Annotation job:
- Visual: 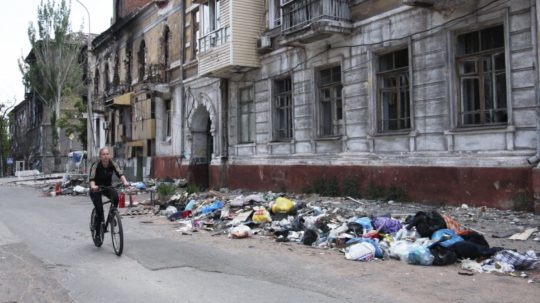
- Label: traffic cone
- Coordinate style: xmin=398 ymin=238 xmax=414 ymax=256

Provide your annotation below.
xmin=119 ymin=192 xmax=125 ymax=208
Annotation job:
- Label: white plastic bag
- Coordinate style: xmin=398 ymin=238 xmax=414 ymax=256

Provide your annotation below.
xmin=345 ymin=242 xmax=376 ymax=262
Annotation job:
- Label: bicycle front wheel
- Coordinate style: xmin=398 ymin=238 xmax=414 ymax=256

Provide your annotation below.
xmin=110 ymin=211 xmax=124 ymax=256
xmin=90 ymin=208 xmax=103 ymax=247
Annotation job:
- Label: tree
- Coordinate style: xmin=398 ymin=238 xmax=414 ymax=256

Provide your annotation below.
xmin=19 ymin=0 xmax=86 ymax=172
xmin=0 ymin=101 xmax=14 ymax=177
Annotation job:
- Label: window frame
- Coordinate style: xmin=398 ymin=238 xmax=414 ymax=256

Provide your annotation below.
xmin=273 ymin=76 xmax=293 ymax=141
xmin=455 ymin=24 xmax=508 ymax=128
xmin=376 ymin=48 xmax=411 ymax=133
xmin=316 ymin=65 xmax=343 ymax=138
xmin=237 ymin=86 xmax=255 ymax=144
xmin=163 ymin=99 xmax=172 ymax=141
xmin=138 ymin=40 xmax=146 ymax=82
xmin=269 ymin=0 xmax=282 ymax=29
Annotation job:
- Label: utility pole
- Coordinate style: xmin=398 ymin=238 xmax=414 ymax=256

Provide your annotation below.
xmin=74 ymin=0 xmax=96 ymax=160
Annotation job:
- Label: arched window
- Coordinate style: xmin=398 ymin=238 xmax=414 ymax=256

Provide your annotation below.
xmin=138 ymin=40 xmax=146 ymax=82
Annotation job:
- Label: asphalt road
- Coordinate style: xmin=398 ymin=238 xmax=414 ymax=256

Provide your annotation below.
xmin=0 ymin=184 xmax=539 ymax=303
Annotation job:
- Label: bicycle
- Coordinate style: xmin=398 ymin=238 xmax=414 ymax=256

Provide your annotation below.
xmin=89 ymin=186 xmax=124 ymax=256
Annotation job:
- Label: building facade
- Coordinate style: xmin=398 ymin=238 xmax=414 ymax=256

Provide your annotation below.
xmin=99 ymin=0 xmax=540 ymax=210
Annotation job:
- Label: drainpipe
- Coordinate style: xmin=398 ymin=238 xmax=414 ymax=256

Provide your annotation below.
xmin=179 ymin=0 xmax=186 ymax=159
xmin=528 ymin=0 xmax=540 ymax=166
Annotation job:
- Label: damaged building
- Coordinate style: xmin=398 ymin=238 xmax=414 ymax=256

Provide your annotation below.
xmin=93 ymin=0 xmax=540 ymax=210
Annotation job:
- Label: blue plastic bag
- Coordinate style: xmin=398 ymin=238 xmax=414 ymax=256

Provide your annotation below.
xmin=408 ymin=246 xmax=434 ymax=265
xmin=431 ymin=229 xmax=464 ymax=248
xmin=201 ymin=200 xmax=224 ymax=214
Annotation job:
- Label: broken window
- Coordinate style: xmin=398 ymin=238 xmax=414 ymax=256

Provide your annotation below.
xmin=273 ymin=77 xmax=292 ymax=140
xmin=457 ymin=25 xmax=507 ymax=126
xmin=104 ymin=62 xmax=110 ymax=93
xmin=238 ymin=86 xmax=255 ymax=143
xmin=138 ymin=40 xmax=146 ymax=82
xmin=113 ymin=52 xmax=120 ymax=88
xmin=269 ymin=0 xmax=281 ymax=29
xmin=94 ymin=69 xmax=100 ymax=96
xmin=318 ymin=65 xmax=343 ymax=137
xmin=163 ymin=99 xmax=171 ymax=140
xmin=377 ymin=48 xmax=410 ymax=132
xmin=201 ymin=0 xmax=220 ymax=35
xmin=125 ymin=42 xmax=132 ymax=86
xmin=192 ymin=8 xmax=200 ymax=59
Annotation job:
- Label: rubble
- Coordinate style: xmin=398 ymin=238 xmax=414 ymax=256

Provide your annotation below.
xmin=32 ymin=175 xmax=540 ymax=279
xmin=134 ymin=183 xmax=540 ymax=280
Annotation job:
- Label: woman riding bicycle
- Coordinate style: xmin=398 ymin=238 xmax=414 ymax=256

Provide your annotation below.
xmin=88 ymin=147 xmax=129 ymax=242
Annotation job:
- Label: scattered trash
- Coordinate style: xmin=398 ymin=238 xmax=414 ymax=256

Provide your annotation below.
xmin=508 ymin=228 xmax=537 ymax=241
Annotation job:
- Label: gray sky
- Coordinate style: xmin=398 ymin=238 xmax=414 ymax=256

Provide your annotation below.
xmin=0 ymin=0 xmax=112 ymax=106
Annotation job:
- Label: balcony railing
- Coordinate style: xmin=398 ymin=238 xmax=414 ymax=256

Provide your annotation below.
xmin=198 ymin=26 xmax=230 ymax=53
xmin=281 ymin=0 xmax=351 ymax=34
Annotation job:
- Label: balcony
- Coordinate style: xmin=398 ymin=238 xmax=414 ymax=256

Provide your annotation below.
xmin=197 ymin=0 xmax=264 ymax=77
xmin=199 ymin=27 xmax=230 ymax=54
xmin=280 ymin=0 xmax=352 ymax=44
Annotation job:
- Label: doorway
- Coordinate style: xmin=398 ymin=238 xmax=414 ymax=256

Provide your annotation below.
xmin=190 ymin=106 xmax=213 ymax=189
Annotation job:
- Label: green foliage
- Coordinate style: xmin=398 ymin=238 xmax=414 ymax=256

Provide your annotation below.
xmin=366 ymin=182 xmax=386 ymax=200
xmin=19 ymin=0 xmax=86 ymax=169
xmin=186 ymin=184 xmax=200 ymax=195
xmin=156 ymin=183 xmax=177 ymax=198
xmin=366 ymin=182 xmax=408 ymax=201
xmin=512 ymin=189 xmax=533 ymax=212
xmin=386 ymin=184 xmax=408 ymax=201
xmin=57 ymin=98 xmax=87 ymax=150
xmin=343 ymin=175 xmax=360 ymax=198
xmin=303 ymin=176 xmax=339 ymax=197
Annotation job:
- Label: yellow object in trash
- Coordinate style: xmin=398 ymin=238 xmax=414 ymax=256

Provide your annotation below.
xmin=252 ymin=206 xmax=272 ymax=223
xmin=271 ymin=197 xmax=294 ymax=213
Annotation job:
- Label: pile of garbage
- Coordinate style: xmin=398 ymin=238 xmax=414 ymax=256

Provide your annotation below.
xmin=152 ymin=187 xmax=539 ymax=276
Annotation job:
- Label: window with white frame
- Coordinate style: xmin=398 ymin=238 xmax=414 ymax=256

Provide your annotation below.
xmin=269 ymin=0 xmax=281 ymax=29
xmin=163 ymin=99 xmax=171 ymax=140
xmin=377 ymin=48 xmax=410 ymax=132
xmin=238 ymin=86 xmax=255 ymax=143
xmin=273 ymin=77 xmax=292 ymax=140
xmin=456 ymin=25 xmax=507 ymax=126
xmin=201 ymin=0 xmax=220 ymax=35
xmin=318 ymin=66 xmax=343 ymax=136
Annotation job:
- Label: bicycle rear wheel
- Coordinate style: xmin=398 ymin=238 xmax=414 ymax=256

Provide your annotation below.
xmin=90 ymin=208 xmax=103 ymax=247
xmin=110 ymin=211 xmax=124 ymax=256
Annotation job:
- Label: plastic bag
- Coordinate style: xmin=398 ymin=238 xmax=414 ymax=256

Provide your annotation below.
xmin=230 ymin=225 xmax=251 ymax=239
xmin=345 ymin=242 xmax=376 ymax=262
xmin=252 ymin=206 xmax=272 ymax=223
xmin=200 ymin=200 xmax=224 ymax=215
xmin=408 ymin=246 xmax=434 ymax=266
xmin=389 ymin=240 xmax=415 ymax=261
xmin=394 ymin=227 xmax=420 ymax=241
xmin=271 ymin=197 xmax=295 ymax=213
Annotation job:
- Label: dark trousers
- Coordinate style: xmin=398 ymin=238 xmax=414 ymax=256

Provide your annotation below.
xmin=90 ymin=188 xmax=119 ymax=229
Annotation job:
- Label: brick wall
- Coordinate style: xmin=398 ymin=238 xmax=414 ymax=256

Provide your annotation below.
xmin=117 ymin=0 xmax=152 ymax=19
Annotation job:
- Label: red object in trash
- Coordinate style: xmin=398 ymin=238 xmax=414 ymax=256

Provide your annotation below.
xmin=55 ymin=182 xmax=61 ymax=196
xmin=119 ymin=192 xmax=125 ymax=208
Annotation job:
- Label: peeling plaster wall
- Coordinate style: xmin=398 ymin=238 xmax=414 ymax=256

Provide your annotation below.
xmin=223 ymin=0 xmax=537 ymax=169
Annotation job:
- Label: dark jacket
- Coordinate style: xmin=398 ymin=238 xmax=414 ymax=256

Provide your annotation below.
xmin=88 ymin=160 xmax=124 ymax=186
